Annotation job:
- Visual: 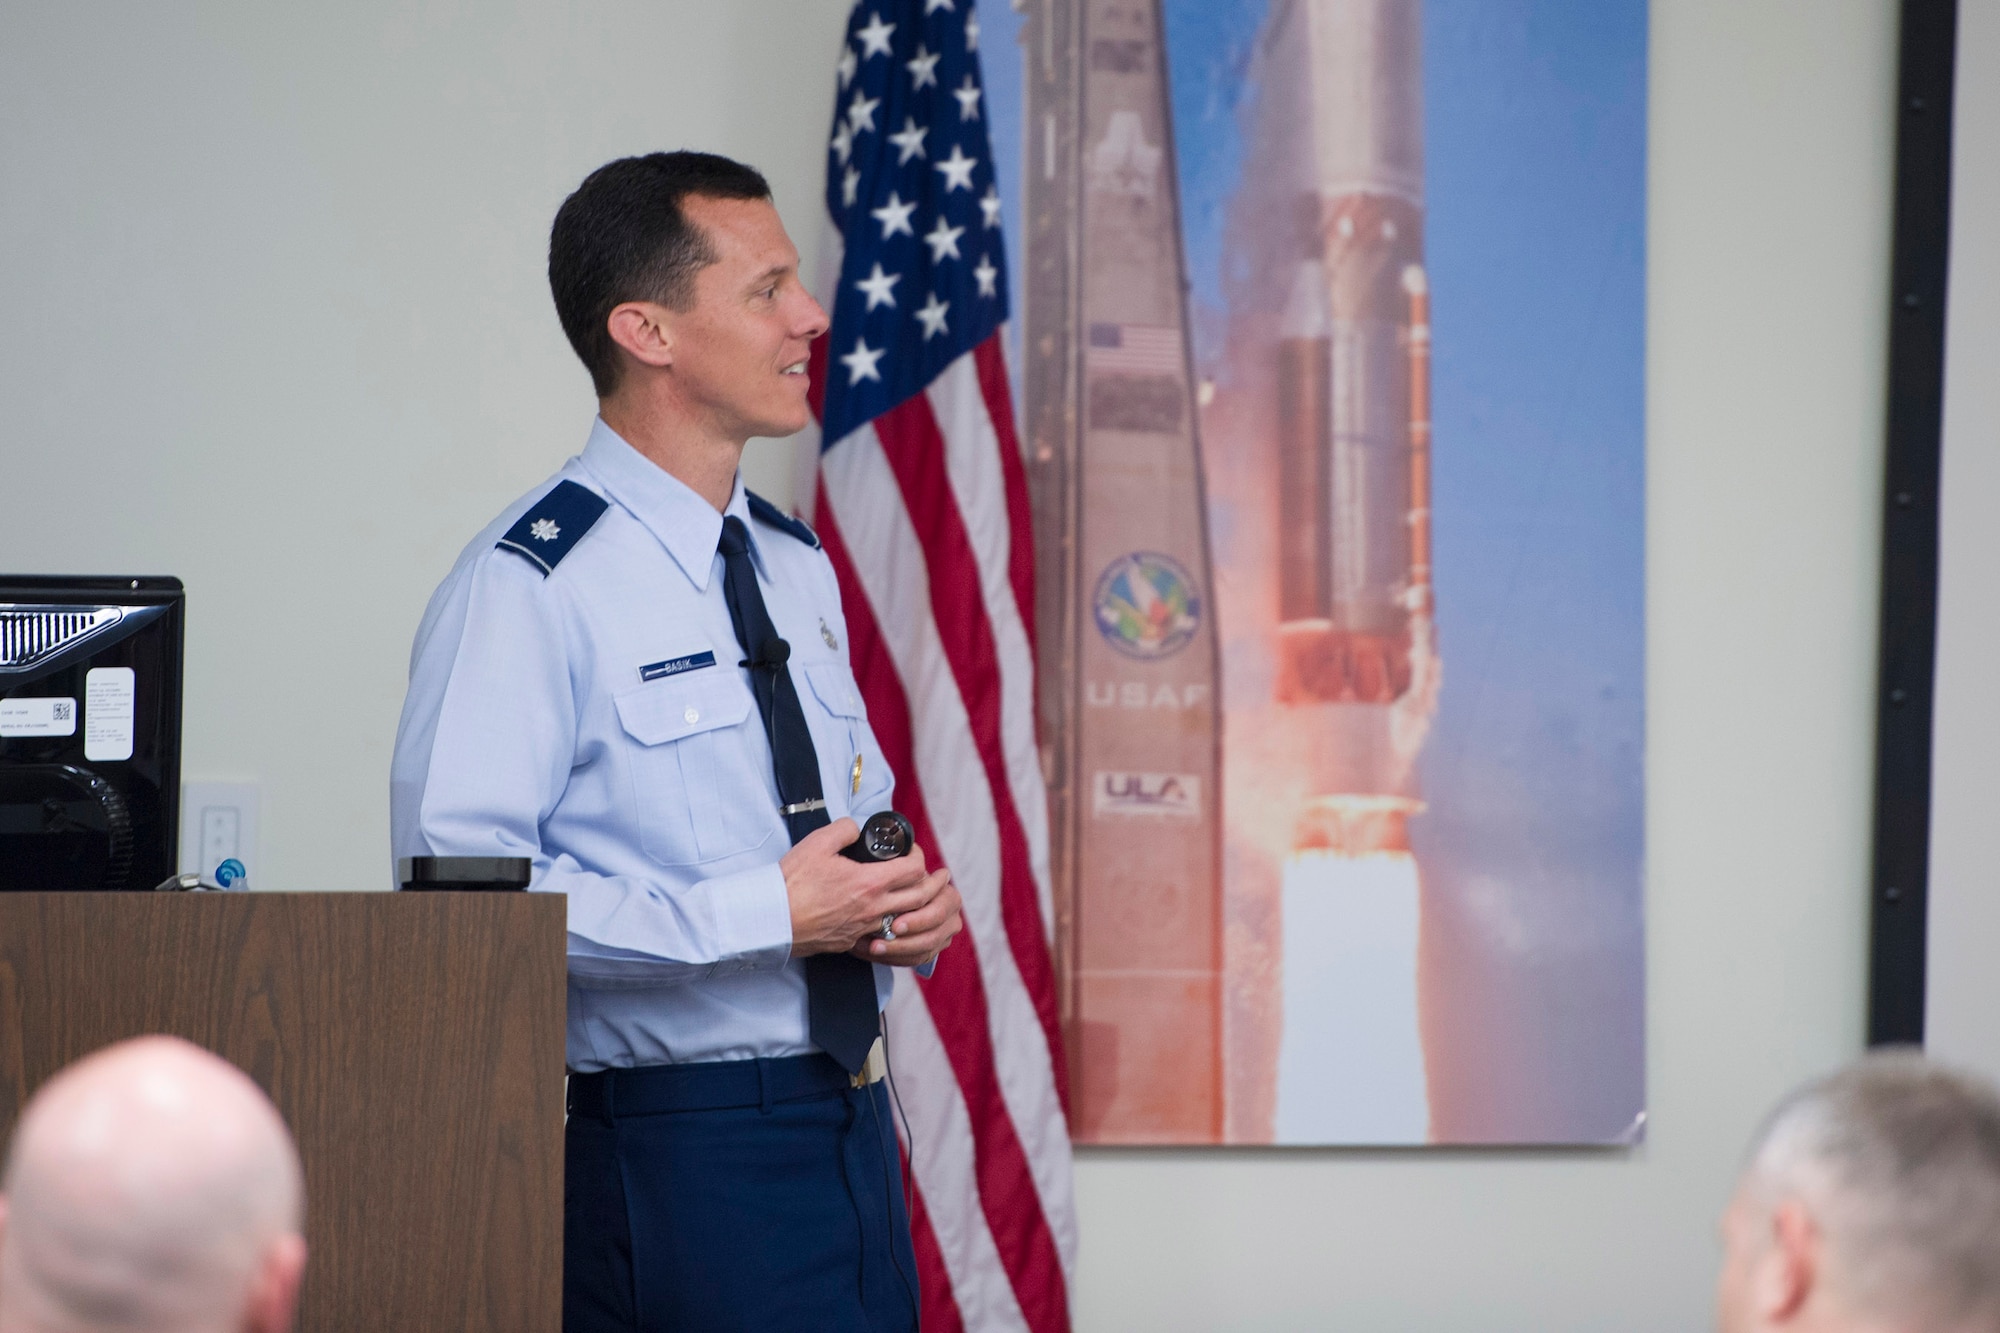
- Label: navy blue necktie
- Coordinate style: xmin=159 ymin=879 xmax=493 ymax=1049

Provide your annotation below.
xmin=717 ymin=516 xmax=879 ymax=1075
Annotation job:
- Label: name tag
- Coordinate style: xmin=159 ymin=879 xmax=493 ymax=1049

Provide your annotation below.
xmin=639 ymin=651 xmax=716 ymax=683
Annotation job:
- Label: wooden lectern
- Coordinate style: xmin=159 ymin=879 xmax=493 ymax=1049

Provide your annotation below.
xmin=0 ymin=892 xmax=567 ymax=1332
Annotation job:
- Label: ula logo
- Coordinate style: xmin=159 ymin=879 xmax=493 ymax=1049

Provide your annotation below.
xmin=1092 ymin=771 xmax=1201 ymax=819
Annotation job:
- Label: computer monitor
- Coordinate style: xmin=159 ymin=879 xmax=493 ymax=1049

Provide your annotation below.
xmin=0 ymin=577 xmax=184 ymax=890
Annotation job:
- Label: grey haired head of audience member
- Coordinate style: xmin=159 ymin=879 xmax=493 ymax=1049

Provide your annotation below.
xmin=0 ymin=1036 xmax=307 ymax=1333
xmin=1718 ymin=1050 xmax=2000 ymax=1333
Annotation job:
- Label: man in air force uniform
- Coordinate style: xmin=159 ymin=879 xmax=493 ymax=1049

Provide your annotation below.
xmin=390 ymin=151 xmax=962 ymax=1333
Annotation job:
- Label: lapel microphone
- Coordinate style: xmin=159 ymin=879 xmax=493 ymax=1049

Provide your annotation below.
xmin=741 ymin=637 xmax=790 ymax=670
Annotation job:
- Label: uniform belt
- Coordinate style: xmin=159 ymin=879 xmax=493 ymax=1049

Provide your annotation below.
xmin=567 ymin=1046 xmax=884 ymax=1120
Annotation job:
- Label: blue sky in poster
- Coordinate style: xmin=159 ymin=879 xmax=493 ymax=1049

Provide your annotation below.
xmin=1408 ymin=7 xmax=1647 ymax=853
xmin=1400 ymin=3 xmax=1645 ymax=1137
xmin=979 ymin=1 xmax=1646 ymax=1133
xmin=974 ymin=2 xmax=1026 ymax=391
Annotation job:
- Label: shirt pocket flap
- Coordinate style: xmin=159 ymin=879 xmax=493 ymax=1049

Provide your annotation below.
xmin=804 ymin=662 xmax=865 ymax=719
xmin=614 ymin=671 xmax=753 ymax=746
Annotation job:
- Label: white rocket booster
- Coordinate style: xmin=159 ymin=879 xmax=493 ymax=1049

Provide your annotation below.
xmin=1260 ymin=0 xmax=1435 ymax=855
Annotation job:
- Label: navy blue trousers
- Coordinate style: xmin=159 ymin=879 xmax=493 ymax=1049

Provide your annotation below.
xmin=564 ymin=1055 xmax=920 ymax=1332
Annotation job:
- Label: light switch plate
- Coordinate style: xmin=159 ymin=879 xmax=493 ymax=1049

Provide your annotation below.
xmin=179 ymin=781 xmax=259 ymax=889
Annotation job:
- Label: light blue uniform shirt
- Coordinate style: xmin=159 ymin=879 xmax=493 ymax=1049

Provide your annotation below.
xmin=390 ymin=419 xmax=897 ymax=1072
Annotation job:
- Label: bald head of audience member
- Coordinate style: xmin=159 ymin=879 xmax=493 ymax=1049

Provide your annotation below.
xmin=0 ymin=1037 xmax=306 ymax=1333
xmin=1718 ymin=1051 xmax=2000 ymax=1333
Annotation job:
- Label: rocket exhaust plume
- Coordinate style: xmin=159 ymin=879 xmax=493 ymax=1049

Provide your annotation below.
xmin=1276 ymin=848 xmax=1428 ymax=1141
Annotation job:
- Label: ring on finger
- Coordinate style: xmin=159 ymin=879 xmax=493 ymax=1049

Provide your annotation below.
xmin=880 ymin=914 xmax=896 ymax=941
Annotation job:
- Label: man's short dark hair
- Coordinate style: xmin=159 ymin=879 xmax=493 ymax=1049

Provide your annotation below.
xmin=548 ymin=151 xmax=772 ymax=398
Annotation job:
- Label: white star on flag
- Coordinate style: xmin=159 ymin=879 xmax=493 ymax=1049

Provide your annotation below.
xmin=954 ymin=75 xmax=982 ymax=121
xmin=973 ymin=254 xmax=998 ymax=297
xmin=914 ymin=291 xmax=950 ymax=340
xmin=870 ymin=192 xmax=917 ymax=239
xmin=965 ymin=8 xmax=979 ymax=49
xmin=855 ymin=12 xmax=895 ymax=57
xmin=888 ymin=117 xmax=928 ymax=164
xmin=841 ymin=166 xmax=861 ymax=206
xmin=831 ymin=119 xmax=854 ymax=165
xmin=847 ymin=90 xmax=880 ymax=134
xmin=529 ymin=518 xmax=560 ymax=542
xmin=906 ymin=44 xmax=940 ymax=89
xmin=924 ymin=0 xmax=954 ymax=11
xmin=980 ymin=184 xmax=1003 ymax=228
xmin=923 ymin=216 xmax=966 ymax=262
xmin=839 ymin=337 xmax=885 ymax=384
xmin=837 ymin=45 xmax=858 ymax=88
xmin=934 ymin=144 xmax=977 ymax=192
xmin=855 ymin=262 xmax=901 ymax=310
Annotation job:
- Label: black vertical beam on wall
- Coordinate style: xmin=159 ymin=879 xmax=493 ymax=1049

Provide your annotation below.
xmin=1867 ymin=0 xmax=1957 ymax=1046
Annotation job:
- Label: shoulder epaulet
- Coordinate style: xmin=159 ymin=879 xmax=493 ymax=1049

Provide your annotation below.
xmin=496 ymin=480 xmax=609 ymax=577
xmin=747 ymin=491 xmax=820 ymax=550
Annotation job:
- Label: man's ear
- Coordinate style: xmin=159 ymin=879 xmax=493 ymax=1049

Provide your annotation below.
xmin=243 ymin=1232 xmax=307 ymax=1333
xmin=605 ymin=301 xmax=675 ymax=372
xmin=1754 ymin=1199 xmax=1819 ymax=1323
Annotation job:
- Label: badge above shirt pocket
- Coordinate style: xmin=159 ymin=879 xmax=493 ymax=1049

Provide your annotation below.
xmin=613 ymin=669 xmax=773 ymax=865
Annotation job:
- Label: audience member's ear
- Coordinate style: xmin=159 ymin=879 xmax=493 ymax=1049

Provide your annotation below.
xmin=1755 ymin=1200 xmax=1819 ymax=1323
xmin=244 ymin=1232 xmax=308 ymax=1333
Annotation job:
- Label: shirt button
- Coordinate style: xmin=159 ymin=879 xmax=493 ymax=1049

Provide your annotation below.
xmin=684 ymin=705 xmax=700 ymax=724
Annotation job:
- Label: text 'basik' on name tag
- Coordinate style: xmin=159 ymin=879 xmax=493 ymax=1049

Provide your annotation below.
xmin=639 ymin=651 xmax=717 ymax=683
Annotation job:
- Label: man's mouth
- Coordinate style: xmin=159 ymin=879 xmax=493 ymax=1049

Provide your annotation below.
xmin=782 ymin=361 xmax=808 ymax=377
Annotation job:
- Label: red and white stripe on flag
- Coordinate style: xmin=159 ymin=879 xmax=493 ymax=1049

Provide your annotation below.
xmin=805 ymin=2 xmax=1077 ymax=1329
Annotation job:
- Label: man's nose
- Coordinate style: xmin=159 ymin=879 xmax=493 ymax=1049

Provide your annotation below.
xmin=795 ymin=291 xmax=830 ymax=342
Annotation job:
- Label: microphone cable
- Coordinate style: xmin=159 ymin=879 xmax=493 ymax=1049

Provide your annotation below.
xmin=739 ymin=636 xmax=789 ymax=768
xmin=869 ymin=1009 xmax=921 ymax=1324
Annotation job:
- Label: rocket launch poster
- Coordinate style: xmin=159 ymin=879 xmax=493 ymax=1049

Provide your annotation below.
xmin=984 ymin=0 xmax=1646 ymax=1144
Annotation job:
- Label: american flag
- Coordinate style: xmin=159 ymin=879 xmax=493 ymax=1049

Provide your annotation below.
xmin=1085 ymin=322 xmax=1184 ymax=375
xmin=805 ymin=2 xmax=1077 ymax=1329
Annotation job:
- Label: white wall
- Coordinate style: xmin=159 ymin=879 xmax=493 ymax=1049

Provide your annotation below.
xmin=0 ymin=1 xmax=1898 ymax=1328
xmin=0 ymin=1 xmax=847 ymax=892
xmin=1927 ymin=0 xmax=2000 ymax=1084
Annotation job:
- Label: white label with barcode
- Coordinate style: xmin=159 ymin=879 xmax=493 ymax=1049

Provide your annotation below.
xmin=0 ymin=696 xmax=78 ymax=737
xmin=84 ymin=668 xmax=135 ymax=761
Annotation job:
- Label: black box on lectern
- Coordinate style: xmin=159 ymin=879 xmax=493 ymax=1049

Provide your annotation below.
xmin=0 ymin=577 xmax=184 ymax=891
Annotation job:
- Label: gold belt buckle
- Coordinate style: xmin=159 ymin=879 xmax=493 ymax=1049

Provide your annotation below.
xmin=849 ymin=1038 xmax=886 ymax=1089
